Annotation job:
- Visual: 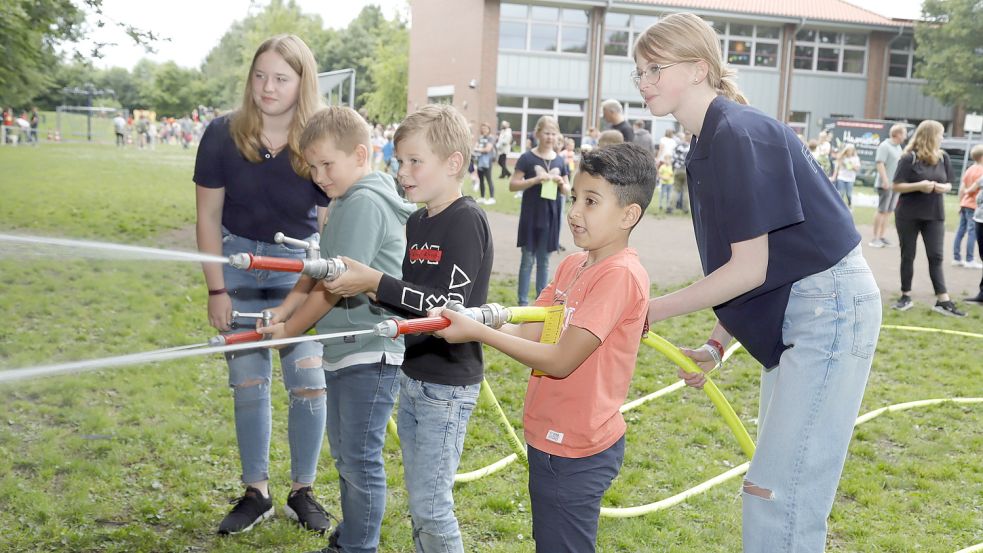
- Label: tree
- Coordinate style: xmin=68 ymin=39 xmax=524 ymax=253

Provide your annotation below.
xmin=361 ymin=22 xmax=409 ymax=124
xmin=0 ymin=0 xmax=161 ymax=107
xmin=318 ymin=5 xmax=395 ymax=108
xmin=915 ymin=0 xmax=983 ymax=112
xmin=145 ymin=62 xmax=206 ymax=117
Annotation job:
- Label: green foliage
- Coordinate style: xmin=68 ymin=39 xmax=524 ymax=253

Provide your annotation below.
xmin=1 ymin=144 xmax=980 ymax=551
xmin=915 ymin=0 xmax=983 ymax=112
xmin=362 ymin=23 xmax=410 ymax=124
xmin=0 ymin=0 xmax=86 ymax=106
xmin=144 ymin=62 xmax=206 ymax=118
xmin=318 ymin=5 xmax=394 ymax=109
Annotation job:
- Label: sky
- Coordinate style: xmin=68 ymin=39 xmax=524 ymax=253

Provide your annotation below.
xmin=78 ymin=0 xmax=921 ymax=71
xmin=78 ymin=0 xmax=408 ymax=70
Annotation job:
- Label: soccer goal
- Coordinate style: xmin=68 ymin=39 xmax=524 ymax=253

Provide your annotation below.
xmin=55 ymin=105 xmax=124 ymax=143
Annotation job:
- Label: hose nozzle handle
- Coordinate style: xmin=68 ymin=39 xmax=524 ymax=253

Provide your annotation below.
xmin=274 ymin=232 xmax=321 ymax=260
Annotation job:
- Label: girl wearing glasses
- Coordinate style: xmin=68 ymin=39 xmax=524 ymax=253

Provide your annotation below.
xmin=636 ymin=13 xmax=880 ymax=553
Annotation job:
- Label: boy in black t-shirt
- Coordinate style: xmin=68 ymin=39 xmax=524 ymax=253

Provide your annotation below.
xmin=320 ymin=104 xmax=493 ymax=552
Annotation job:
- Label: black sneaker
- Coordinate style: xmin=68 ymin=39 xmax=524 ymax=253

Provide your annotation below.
xmin=933 ymin=300 xmax=967 ymax=317
xmin=892 ymin=295 xmax=913 ymax=311
xmin=284 ymin=486 xmax=334 ymax=534
xmin=218 ymin=486 xmax=274 ymax=535
xmin=964 ymin=294 xmax=983 ymax=305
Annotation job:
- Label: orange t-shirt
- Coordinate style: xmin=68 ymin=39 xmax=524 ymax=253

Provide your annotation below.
xmin=961 ymin=164 xmax=983 ymax=210
xmin=523 ymin=248 xmax=650 ymax=458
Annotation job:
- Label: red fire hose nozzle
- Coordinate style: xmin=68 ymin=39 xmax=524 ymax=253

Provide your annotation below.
xmin=208 ymin=310 xmax=275 ymax=346
xmin=372 ymin=301 xmax=511 ymax=338
xmin=227 ymin=253 xmax=347 ymax=281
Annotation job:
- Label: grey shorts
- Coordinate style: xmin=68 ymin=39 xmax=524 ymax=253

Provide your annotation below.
xmin=877 ymin=187 xmax=899 ymax=213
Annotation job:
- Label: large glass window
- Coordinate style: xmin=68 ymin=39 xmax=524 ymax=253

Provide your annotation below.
xmin=603 ymin=12 xmax=658 ymax=59
xmin=715 ymin=21 xmax=781 ymax=68
xmin=888 ymin=35 xmax=918 ymax=79
xmin=500 ymin=3 xmax=590 ymax=55
xmin=793 ymin=28 xmax=867 ymax=74
xmin=496 ymin=96 xmax=586 ymax=151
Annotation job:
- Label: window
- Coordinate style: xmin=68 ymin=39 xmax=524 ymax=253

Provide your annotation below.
xmin=793 ymin=28 xmax=867 ymax=74
xmin=788 ymin=111 xmax=809 ymax=137
xmin=716 ymin=22 xmax=781 ymax=68
xmin=604 ymin=12 xmax=661 ymax=58
xmin=496 ymin=96 xmax=586 ymax=151
xmin=500 ymin=3 xmax=590 ymax=55
xmin=888 ymin=35 xmax=917 ymax=79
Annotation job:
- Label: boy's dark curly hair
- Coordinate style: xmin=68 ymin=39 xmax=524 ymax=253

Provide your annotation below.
xmin=578 ymin=142 xmax=658 ymax=212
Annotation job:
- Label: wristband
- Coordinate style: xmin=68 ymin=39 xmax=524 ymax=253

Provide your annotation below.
xmin=706 ymin=338 xmax=725 ymax=358
xmin=208 ymin=288 xmax=228 ymax=296
xmin=700 ymin=343 xmax=722 ymax=370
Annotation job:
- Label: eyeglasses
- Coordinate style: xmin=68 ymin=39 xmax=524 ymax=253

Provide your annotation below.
xmin=630 ymin=62 xmax=682 ymax=87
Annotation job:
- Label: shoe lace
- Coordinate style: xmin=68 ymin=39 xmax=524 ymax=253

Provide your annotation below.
xmin=292 ymin=488 xmax=336 ymax=524
xmin=227 ymin=489 xmax=259 ymax=512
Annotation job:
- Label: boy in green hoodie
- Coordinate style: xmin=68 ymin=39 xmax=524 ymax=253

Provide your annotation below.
xmin=263 ymin=105 xmax=416 ymax=552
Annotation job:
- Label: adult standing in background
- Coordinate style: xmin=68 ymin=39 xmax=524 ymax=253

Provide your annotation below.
xmin=869 ymin=125 xmax=906 ymax=247
xmin=497 ymin=120 xmax=513 ymax=179
xmin=632 ymin=119 xmax=654 ymax=154
xmin=194 ymin=34 xmax=333 ymax=536
xmin=890 ymin=119 xmax=965 ymax=317
xmin=601 ymin=98 xmax=634 ymax=143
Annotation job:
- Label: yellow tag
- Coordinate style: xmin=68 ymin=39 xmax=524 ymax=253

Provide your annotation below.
xmin=539 ymin=179 xmax=558 ymax=200
xmin=531 ymin=305 xmax=565 ymax=376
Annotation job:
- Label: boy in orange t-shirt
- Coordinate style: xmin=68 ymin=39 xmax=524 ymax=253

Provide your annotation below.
xmin=435 ymin=142 xmax=656 ymax=552
xmin=954 ymin=144 xmax=983 ymax=269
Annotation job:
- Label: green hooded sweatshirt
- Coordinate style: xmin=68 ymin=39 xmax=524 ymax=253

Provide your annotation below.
xmin=315 ymin=171 xmax=416 ymax=368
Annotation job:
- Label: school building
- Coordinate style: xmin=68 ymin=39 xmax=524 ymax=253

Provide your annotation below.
xmin=406 ymin=0 xmax=958 ymax=150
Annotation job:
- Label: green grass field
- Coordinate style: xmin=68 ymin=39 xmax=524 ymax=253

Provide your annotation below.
xmin=1 ymin=143 xmax=980 ymax=552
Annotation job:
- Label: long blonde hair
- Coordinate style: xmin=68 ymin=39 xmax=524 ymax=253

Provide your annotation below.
xmin=904 ymin=119 xmax=944 ymax=166
xmin=633 ymin=13 xmax=748 ymax=105
xmin=229 ymin=34 xmax=323 ymax=178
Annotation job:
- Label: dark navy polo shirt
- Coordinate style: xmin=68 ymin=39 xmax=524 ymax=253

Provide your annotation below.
xmin=515 ymin=150 xmax=567 ymax=252
xmin=686 ymin=96 xmax=860 ymax=368
xmin=193 ymin=115 xmax=329 ymax=243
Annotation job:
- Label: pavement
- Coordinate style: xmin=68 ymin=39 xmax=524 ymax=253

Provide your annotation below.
xmin=483 ymin=208 xmax=983 ymax=307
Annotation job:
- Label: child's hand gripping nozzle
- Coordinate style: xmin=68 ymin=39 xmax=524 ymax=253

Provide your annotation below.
xmin=208 ymin=310 xmax=274 ymax=346
xmin=371 ymin=302 xmax=546 ymax=338
xmin=227 ymin=232 xmax=347 ymax=281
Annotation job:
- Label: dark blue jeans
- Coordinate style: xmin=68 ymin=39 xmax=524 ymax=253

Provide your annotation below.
xmin=527 ymin=435 xmax=625 ymax=553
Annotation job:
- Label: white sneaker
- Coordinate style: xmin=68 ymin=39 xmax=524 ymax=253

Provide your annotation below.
xmin=486 ymin=198 xmax=496 ymax=205
xmin=475 ymin=197 xmax=487 ymax=204
xmin=951 ymin=259 xmax=965 ymax=267
xmin=965 ymin=260 xmax=983 ymax=269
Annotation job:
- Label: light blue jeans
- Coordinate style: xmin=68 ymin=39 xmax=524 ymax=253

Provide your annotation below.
xmin=953 ymin=206 xmax=977 ymax=262
xmin=743 ymin=245 xmax=880 ymax=552
xmin=518 ymin=240 xmax=551 ymax=306
xmin=221 ymin=230 xmax=326 ymax=485
xmin=397 ymin=372 xmax=480 ymax=553
xmin=324 ymin=361 xmax=400 ymax=553
xmin=659 ymin=182 xmax=672 ymax=209
xmin=835 ymin=179 xmax=854 ymax=207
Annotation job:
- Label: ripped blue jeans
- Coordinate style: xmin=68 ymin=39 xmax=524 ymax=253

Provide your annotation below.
xmin=743 ymin=245 xmax=880 ymax=552
xmin=222 ymin=229 xmax=326 ymax=485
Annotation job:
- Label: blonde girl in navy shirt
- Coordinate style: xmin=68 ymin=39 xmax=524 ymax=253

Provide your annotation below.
xmin=635 ymin=14 xmax=880 ymax=552
xmin=194 ymin=35 xmax=332 ymax=536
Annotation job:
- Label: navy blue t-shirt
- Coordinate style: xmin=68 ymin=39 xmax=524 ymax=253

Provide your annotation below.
xmin=515 ymin=150 xmax=567 ymax=252
xmin=686 ymin=96 xmax=860 ymax=367
xmin=193 ymin=115 xmax=329 ymax=243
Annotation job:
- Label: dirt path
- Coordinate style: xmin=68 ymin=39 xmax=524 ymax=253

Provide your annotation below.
xmin=484 ymin=210 xmax=982 ymax=306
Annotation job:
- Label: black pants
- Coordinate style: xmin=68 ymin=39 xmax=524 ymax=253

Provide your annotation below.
xmin=896 ymin=216 xmax=946 ymax=294
xmin=497 ymin=153 xmax=511 ymax=178
xmin=477 ymin=167 xmax=494 ymax=198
